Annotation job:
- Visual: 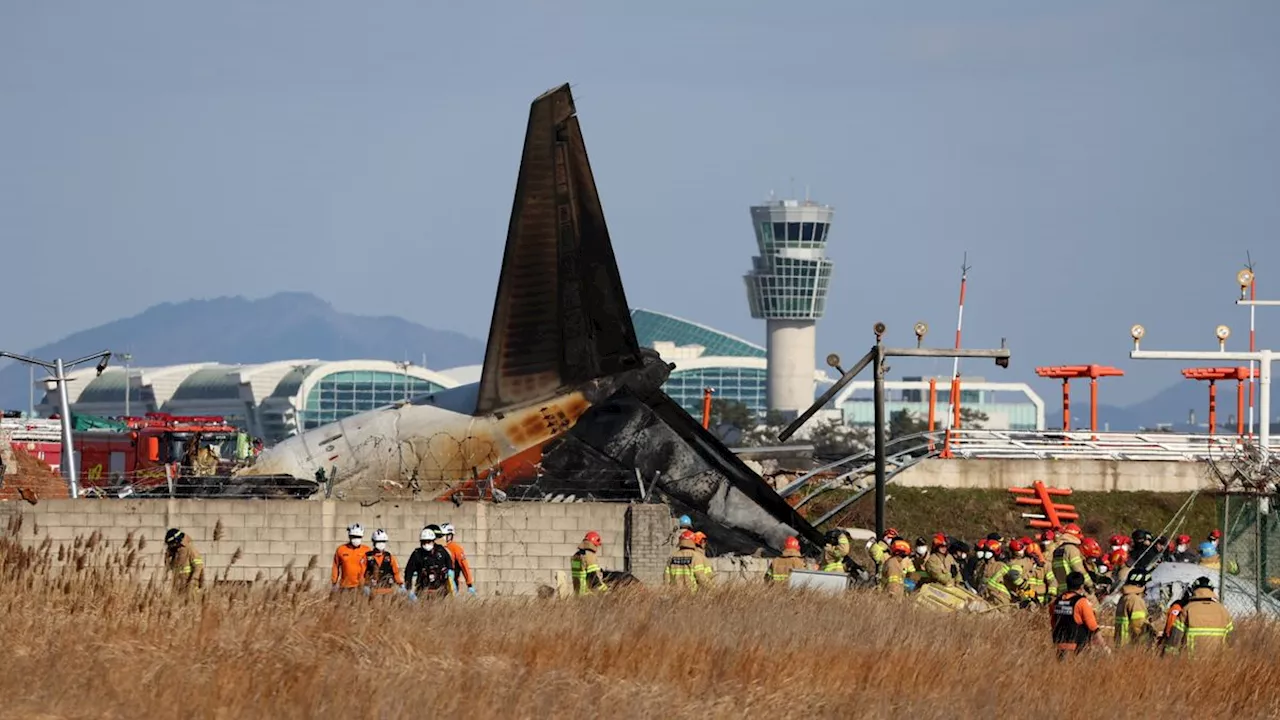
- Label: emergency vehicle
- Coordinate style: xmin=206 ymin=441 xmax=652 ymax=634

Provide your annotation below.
xmin=72 ymin=413 xmax=242 ymax=490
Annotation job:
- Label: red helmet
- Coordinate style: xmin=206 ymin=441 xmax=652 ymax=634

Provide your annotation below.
xmin=1038 ymin=530 xmax=1055 ymax=544
xmin=1018 ymin=536 xmax=1033 ymax=547
xmin=1176 ymin=534 xmax=1191 ymax=545
xmin=884 ymin=528 xmax=899 ymax=540
xmin=1209 ymin=529 xmax=1223 ymax=540
xmin=679 ymin=529 xmax=696 ymax=542
xmin=1080 ymin=537 xmax=1103 ymax=559
xmin=932 ymin=533 xmax=948 ymax=549
xmin=1108 ymin=533 xmax=1126 ymax=548
xmin=1063 ymin=523 xmax=1083 ymax=538
xmin=890 ymin=539 xmax=911 ymax=556
xmin=987 ymin=541 xmax=1003 ymax=557
xmin=1107 ymin=548 xmax=1128 ymax=567
xmin=584 ymin=531 xmax=602 ymax=546
xmin=1009 ymin=539 xmax=1026 ymax=553
xmin=783 ymin=536 xmax=800 ymax=551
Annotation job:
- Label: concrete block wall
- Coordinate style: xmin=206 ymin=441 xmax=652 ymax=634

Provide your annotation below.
xmin=0 ymin=499 xmax=640 ymax=597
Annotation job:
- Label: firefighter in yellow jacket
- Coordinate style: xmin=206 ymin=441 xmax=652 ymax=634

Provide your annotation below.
xmin=821 ymin=529 xmax=851 ymax=572
xmin=164 ymin=528 xmax=205 ymax=594
xmin=570 ymin=531 xmax=608 ymax=595
xmin=691 ymin=531 xmax=715 ymax=587
xmin=1114 ymin=568 xmax=1152 ymax=647
xmin=880 ymin=538 xmax=913 ymax=597
xmin=666 ymin=530 xmax=713 ymax=591
xmin=1166 ymin=576 xmax=1234 ymax=654
xmin=1052 ymin=524 xmax=1093 ymax=594
xmin=922 ymin=533 xmax=959 ymax=587
xmin=766 ymin=536 xmax=807 ymax=584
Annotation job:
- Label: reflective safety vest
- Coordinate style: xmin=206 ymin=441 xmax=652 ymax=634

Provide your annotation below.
xmin=1052 ymin=542 xmax=1090 ymax=590
xmin=1114 ymin=588 xmax=1150 ymax=647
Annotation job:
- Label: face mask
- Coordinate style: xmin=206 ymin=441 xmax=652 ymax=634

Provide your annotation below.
xmin=349 ymin=538 xmax=362 ymax=547
xmin=1015 ymin=550 xmax=1025 ymax=558
xmin=423 ymin=542 xmax=434 ymax=550
xmin=374 ymin=542 xmax=387 ymax=551
xmin=1177 ymin=544 xmax=1187 ymax=552
xmin=915 ymin=546 xmax=927 ymax=555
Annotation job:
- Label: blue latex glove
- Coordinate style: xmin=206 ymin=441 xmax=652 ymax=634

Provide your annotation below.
xmin=408 ymin=592 xmax=418 ymax=602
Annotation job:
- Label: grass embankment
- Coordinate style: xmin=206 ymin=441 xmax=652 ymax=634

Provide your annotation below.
xmin=3 ymin=519 xmax=1278 ymax=718
xmin=807 ymin=487 xmax=1220 ymax=543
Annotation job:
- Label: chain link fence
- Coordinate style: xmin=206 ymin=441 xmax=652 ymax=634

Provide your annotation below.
xmin=1220 ymin=491 xmax=1280 ymax=616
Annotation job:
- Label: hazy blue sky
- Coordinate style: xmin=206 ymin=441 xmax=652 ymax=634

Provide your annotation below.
xmin=3 ymin=2 xmax=1278 ymax=404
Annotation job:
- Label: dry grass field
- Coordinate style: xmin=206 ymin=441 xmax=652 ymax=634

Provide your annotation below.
xmin=3 ymin=520 xmax=1279 ymax=719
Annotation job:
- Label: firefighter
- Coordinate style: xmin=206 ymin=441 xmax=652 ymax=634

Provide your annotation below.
xmin=1208 ymin=528 xmax=1223 ymax=552
xmin=922 ymin=533 xmax=958 ymax=586
xmin=880 ymin=538 xmax=913 ymax=597
xmin=363 ymin=529 xmax=403 ymax=597
xmin=1039 ymin=530 xmax=1061 ymax=598
xmin=868 ymin=528 xmax=899 ymax=574
xmin=331 ymin=523 xmax=369 ymax=592
xmin=949 ymin=539 xmax=974 ymax=590
xmin=911 ymin=536 xmax=930 ymax=570
xmin=164 ymin=528 xmax=205 ymax=594
xmin=821 ymin=529 xmax=851 ymax=572
xmin=1129 ymin=528 xmax=1159 ymax=571
xmin=1008 ymin=538 xmax=1043 ymax=605
xmin=570 ymin=531 xmax=608 ymax=595
xmin=439 ymin=522 xmax=476 ymax=595
xmin=405 ymin=527 xmax=455 ymax=599
xmin=666 ymin=529 xmax=713 ymax=591
xmin=766 ymin=536 xmax=806 ymax=584
xmin=691 ymin=531 xmax=715 ymax=586
xmin=1080 ymin=537 xmax=1112 ymax=595
xmin=1050 ymin=571 xmax=1100 ymax=659
xmin=982 ymin=540 xmax=1024 ymax=606
xmin=1168 ymin=534 xmax=1197 ymax=562
xmin=1052 ymin=524 xmax=1093 ymax=595
xmin=1166 ymin=576 xmax=1234 ymax=654
xmin=1114 ymin=568 xmax=1152 ymax=648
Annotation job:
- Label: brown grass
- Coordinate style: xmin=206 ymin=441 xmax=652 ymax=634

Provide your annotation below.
xmin=2 ymin=522 xmax=1278 ymax=719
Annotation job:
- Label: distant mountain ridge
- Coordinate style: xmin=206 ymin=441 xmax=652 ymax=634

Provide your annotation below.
xmin=0 ymin=292 xmax=485 ymax=410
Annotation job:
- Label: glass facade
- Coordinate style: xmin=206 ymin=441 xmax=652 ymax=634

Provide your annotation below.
xmin=665 ymin=366 xmax=768 ymax=418
xmin=744 ymin=200 xmax=835 ymax=321
xmin=631 ymin=309 xmax=765 ymax=358
xmin=299 ymin=371 xmax=447 ymax=430
xmin=841 ymin=400 xmax=1042 ymax=432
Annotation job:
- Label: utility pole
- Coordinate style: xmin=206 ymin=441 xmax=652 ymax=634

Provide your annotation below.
xmin=0 ymin=349 xmax=113 ymax=498
xmin=119 ymin=352 xmax=134 ymax=417
xmin=779 ymin=322 xmax=1012 ymax=537
xmin=1128 ymin=324 xmax=1272 ymax=464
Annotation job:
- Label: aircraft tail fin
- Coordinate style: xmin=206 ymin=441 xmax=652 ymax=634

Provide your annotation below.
xmin=475 ymin=83 xmax=642 ymax=416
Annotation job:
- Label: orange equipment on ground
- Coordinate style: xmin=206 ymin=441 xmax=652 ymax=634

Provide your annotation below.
xmin=1009 ymin=480 xmax=1079 ymax=530
xmin=1034 ymin=365 xmax=1124 ymax=437
xmin=1180 ymin=367 xmax=1258 ymax=436
xmin=701 ymin=387 xmax=714 ymax=430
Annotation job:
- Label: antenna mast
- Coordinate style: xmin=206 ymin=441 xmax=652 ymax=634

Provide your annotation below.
xmin=943 ymin=254 xmax=971 ymax=453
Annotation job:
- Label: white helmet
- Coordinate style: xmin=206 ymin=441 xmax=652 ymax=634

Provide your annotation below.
xmin=420 ymin=527 xmax=437 ymax=542
xmin=440 ymin=523 xmax=455 ymax=537
xmin=347 ymin=523 xmax=364 ymax=538
xmin=371 ymin=529 xmax=389 ymax=543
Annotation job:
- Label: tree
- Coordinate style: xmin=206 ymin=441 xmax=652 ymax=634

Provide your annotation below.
xmin=809 ymin=417 xmax=871 ymax=458
xmin=888 ymin=409 xmax=927 ymax=440
xmin=958 ymin=407 xmax=989 ymax=429
xmin=708 ymin=399 xmax=756 ymax=434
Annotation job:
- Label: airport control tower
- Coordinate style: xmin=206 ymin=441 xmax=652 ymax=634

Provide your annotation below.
xmin=743 ymin=198 xmax=835 ymax=417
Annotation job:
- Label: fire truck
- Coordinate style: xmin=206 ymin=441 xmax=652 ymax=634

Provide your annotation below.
xmin=72 ymin=413 xmax=243 ymax=491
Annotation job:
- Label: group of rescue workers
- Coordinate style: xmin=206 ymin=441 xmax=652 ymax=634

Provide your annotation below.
xmin=158 ymin=521 xmax=478 ymax=599
xmin=801 ymin=523 xmax=1234 ymax=656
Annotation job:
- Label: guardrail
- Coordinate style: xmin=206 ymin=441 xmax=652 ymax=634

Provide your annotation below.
xmin=946 ymin=429 xmax=1280 ymax=461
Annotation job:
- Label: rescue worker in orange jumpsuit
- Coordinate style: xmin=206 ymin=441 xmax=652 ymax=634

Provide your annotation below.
xmin=363 ymin=529 xmax=403 ymax=597
xmin=164 ymin=528 xmax=205 ymax=595
xmin=331 ymin=523 xmax=370 ymax=592
xmin=922 ymin=533 xmax=958 ymax=587
xmin=1114 ymin=568 xmax=1152 ymax=648
xmin=665 ymin=529 xmax=712 ymax=591
xmin=1165 ymin=576 xmax=1234 ymax=654
xmin=879 ymin=538 xmax=913 ymax=597
xmin=570 ymin=531 xmax=608 ymax=595
xmin=766 ymin=536 xmax=806 ymax=584
xmin=1050 ymin=571 xmax=1100 ymax=659
xmin=439 ymin=522 xmax=475 ymax=595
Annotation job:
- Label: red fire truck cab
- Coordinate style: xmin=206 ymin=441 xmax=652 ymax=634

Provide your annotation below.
xmin=75 ymin=413 xmax=242 ymax=490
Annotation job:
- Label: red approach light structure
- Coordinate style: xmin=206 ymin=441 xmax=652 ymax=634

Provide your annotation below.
xmin=1180 ymin=366 xmax=1259 ymax=436
xmin=1034 ymin=365 xmax=1125 ymax=436
xmin=1009 ymin=480 xmax=1078 ymax=530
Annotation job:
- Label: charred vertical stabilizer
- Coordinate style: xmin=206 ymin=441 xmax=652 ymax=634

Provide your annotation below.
xmin=475 ymin=84 xmax=642 ymax=416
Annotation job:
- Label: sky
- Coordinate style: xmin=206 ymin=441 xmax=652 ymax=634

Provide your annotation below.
xmin=2 ymin=1 xmax=1279 ymax=405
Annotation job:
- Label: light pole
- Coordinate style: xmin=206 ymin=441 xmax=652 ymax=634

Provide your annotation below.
xmin=0 ymin=349 xmax=113 ymax=498
xmin=395 ymin=360 xmax=411 ymax=403
xmin=779 ymin=322 xmax=1012 ymax=537
xmin=1128 ymin=324 xmax=1272 ymax=464
xmin=118 ymin=352 xmax=134 ymax=417
xmin=1237 ymin=267 xmax=1259 ymax=436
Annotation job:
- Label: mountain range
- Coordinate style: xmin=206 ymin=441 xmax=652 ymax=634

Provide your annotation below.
xmin=2 ymin=292 xmax=1262 ymax=432
xmin=0 ymin=292 xmax=485 ymax=410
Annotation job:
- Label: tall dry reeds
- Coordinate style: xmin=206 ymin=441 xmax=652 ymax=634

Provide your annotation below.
xmin=1 ymin=523 xmax=1277 ymax=719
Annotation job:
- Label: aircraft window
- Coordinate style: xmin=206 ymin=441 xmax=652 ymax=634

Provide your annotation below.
xmin=801 ymin=223 xmax=814 ymax=241
xmin=787 ymin=222 xmax=800 ymax=241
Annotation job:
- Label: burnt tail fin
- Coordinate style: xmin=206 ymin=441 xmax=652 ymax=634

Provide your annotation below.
xmin=475 ymin=83 xmax=642 ymax=415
